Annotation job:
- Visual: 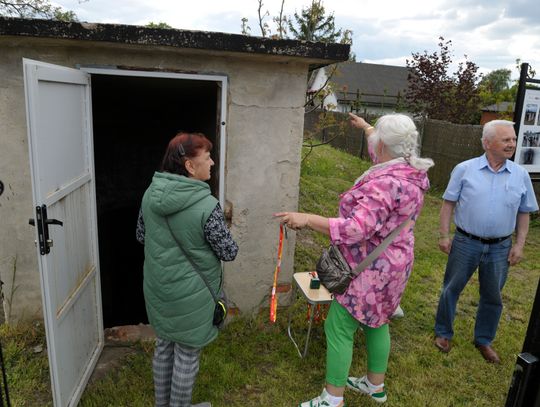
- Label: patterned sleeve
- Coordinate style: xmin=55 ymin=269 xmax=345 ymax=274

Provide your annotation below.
xmin=136 ymin=207 xmax=145 ymax=245
xmin=329 ymin=178 xmax=398 ymax=245
xmin=204 ymin=204 xmax=239 ymax=261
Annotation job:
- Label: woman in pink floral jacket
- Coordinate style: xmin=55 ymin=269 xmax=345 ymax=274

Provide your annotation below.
xmin=276 ymin=113 xmax=433 ymax=407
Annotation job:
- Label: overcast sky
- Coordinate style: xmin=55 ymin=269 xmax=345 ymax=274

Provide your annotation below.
xmin=54 ymin=0 xmax=539 ymax=79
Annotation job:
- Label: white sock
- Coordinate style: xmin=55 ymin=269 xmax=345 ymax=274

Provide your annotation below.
xmin=322 ymin=388 xmax=343 ymax=406
xmin=365 ymin=377 xmax=384 ymax=391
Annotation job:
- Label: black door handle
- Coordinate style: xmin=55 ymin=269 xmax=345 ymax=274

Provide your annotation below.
xmin=31 ymin=205 xmax=63 ymax=255
xmin=45 ymin=219 xmax=63 ymax=227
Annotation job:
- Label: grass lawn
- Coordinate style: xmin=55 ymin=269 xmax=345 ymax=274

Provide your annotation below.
xmin=2 ymin=144 xmax=539 ymax=406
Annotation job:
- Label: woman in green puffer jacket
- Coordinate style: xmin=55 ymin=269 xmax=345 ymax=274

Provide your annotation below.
xmin=137 ymin=132 xmax=238 ymax=407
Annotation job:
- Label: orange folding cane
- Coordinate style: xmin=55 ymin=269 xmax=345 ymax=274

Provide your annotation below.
xmin=269 ymin=223 xmax=285 ymax=323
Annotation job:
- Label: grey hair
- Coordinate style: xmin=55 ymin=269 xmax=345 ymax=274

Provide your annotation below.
xmin=481 ymin=120 xmax=515 ymax=149
xmin=371 ymin=114 xmax=434 ymax=171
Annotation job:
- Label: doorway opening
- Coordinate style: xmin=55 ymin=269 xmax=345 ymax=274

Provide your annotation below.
xmin=90 ymin=72 xmax=224 ymax=328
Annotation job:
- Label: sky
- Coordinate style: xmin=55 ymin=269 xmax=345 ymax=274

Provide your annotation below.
xmin=53 ymin=0 xmax=540 ymax=79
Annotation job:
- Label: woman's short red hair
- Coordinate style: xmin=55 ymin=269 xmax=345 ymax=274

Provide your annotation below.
xmin=160 ymin=132 xmax=213 ymax=176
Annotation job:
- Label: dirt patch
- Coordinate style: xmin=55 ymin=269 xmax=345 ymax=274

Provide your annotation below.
xmin=89 ymin=324 xmax=155 ymax=384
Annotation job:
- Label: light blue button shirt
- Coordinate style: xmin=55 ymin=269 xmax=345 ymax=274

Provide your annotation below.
xmin=443 ymin=154 xmax=539 ymax=238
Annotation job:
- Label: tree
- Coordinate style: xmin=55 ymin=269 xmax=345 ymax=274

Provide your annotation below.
xmin=478 ymin=68 xmax=515 ymax=109
xmin=146 ymin=22 xmax=172 ymax=29
xmin=479 ymin=68 xmax=512 ymax=94
xmin=288 ymin=0 xmax=341 ymax=42
xmin=405 ymin=37 xmax=481 ymax=124
xmin=241 ymin=1 xmax=353 ymax=57
xmin=240 ymin=17 xmax=251 ymax=35
xmin=256 ymin=0 xmax=271 ymax=37
xmin=272 ymin=0 xmax=288 ymax=39
xmin=0 ymin=0 xmax=77 ymax=21
xmin=340 ymin=28 xmax=355 ymax=61
xmin=243 ymin=0 xmax=287 ymax=39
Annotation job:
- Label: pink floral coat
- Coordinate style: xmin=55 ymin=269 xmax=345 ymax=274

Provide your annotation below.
xmin=328 ymin=161 xmax=430 ymax=328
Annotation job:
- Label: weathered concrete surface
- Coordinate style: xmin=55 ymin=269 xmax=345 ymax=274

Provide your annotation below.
xmin=0 ymin=20 xmax=348 ymax=323
xmin=224 ymin=103 xmax=304 ymax=310
xmin=0 ymin=52 xmax=43 ymax=321
xmin=0 ymin=17 xmax=350 ymax=63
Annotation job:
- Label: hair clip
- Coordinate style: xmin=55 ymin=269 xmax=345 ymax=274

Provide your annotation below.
xmin=178 ymin=144 xmax=186 ymax=156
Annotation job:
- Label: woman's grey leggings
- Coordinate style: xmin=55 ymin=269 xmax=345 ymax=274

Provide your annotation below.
xmin=153 ymin=337 xmax=201 ymax=407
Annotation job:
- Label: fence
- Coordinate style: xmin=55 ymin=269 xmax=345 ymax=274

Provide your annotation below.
xmin=303 ymin=109 xmax=372 ymax=162
xmin=421 ymin=119 xmax=484 ymax=188
xmin=304 ymin=110 xmax=483 ymax=188
xmin=304 ymin=110 xmax=540 ymax=200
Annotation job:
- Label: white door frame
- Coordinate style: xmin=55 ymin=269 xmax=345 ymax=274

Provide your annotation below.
xmin=81 ymin=67 xmax=228 ymax=206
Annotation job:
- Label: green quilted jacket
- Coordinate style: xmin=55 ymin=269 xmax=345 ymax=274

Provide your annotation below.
xmin=141 ymin=171 xmax=221 ymax=348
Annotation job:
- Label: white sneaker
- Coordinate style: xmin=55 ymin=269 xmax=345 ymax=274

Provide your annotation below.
xmin=298 ymin=389 xmax=345 ymax=407
xmin=390 ymin=305 xmax=404 ymax=319
xmin=346 ymin=376 xmax=387 ymax=403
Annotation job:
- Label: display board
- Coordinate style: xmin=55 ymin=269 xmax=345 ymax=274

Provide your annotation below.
xmin=515 ymin=88 xmax=540 ymax=172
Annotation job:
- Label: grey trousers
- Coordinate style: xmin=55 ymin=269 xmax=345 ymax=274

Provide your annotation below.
xmin=153 ymin=337 xmax=201 ymax=407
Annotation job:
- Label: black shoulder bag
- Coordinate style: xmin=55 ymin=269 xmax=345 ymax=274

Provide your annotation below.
xmin=165 ymin=217 xmax=227 ymax=328
xmin=316 ymin=215 xmax=413 ymax=294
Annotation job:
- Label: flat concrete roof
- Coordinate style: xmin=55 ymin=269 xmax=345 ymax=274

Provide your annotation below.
xmin=0 ymin=17 xmax=350 ymax=63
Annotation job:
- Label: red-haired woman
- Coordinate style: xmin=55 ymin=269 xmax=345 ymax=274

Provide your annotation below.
xmin=136 ymin=132 xmax=238 ymax=407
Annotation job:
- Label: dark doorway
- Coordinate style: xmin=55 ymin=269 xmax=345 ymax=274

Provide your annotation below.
xmin=91 ymin=73 xmax=220 ymax=328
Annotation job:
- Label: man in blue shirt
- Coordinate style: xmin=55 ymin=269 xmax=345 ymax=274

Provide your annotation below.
xmin=434 ymin=120 xmax=538 ymax=363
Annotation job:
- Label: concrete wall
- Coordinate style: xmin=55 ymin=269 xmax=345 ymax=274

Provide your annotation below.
xmin=0 ymin=36 xmax=309 ymax=322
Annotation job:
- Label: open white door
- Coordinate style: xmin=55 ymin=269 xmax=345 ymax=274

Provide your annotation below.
xmin=23 ymin=59 xmax=103 ymax=407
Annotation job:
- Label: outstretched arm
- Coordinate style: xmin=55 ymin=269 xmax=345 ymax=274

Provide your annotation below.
xmin=273 ymin=212 xmax=330 ymax=236
xmin=349 ymin=112 xmax=375 ymax=139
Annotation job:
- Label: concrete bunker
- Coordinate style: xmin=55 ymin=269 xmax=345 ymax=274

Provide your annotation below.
xmin=0 ymin=16 xmax=349 ymax=324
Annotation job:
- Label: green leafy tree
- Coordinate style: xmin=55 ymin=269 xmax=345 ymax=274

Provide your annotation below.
xmin=405 ymin=37 xmax=481 ymax=124
xmin=288 ymin=0 xmax=341 ymax=42
xmin=241 ymin=1 xmax=353 ymax=58
xmin=146 ymin=22 xmax=172 ymax=29
xmin=478 ymin=68 xmax=515 ymax=110
xmin=480 ymin=68 xmax=512 ymax=94
xmin=0 ymin=0 xmax=77 ymax=21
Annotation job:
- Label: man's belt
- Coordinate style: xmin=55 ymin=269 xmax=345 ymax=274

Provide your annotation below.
xmin=456 ymin=227 xmax=512 ymax=244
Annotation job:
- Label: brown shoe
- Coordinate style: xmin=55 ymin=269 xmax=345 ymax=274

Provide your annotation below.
xmin=475 ymin=344 xmax=500 ymax=364
xmin=434 ymin=336 xmax=451 ymax=353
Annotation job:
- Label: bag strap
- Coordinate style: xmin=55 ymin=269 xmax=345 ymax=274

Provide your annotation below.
xmin=165 ymin=217 xmax=220 ymax=305
xmin=350 ymin=214 xmax=414 ymax=276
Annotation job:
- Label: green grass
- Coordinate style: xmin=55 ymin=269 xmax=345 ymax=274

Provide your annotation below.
xmin=0 ymin=322 xmax=51 ymax=406
xmin=2 ymin=144 xmax=539 ymax=406
xmin=80 ymin=345 xmax=154 ymax=407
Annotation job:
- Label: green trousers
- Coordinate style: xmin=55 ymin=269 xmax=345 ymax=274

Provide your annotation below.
xmin=324 ymin=300 xmax=390 ymax=386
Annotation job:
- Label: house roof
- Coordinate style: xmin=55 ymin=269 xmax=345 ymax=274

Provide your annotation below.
xmin=325 ymin=61 xmax=409 ymax=106
xmin=481 ymin=101 xmax=514 ymax=112
xmin=0 ymin=17 xmax=349 ymax=64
